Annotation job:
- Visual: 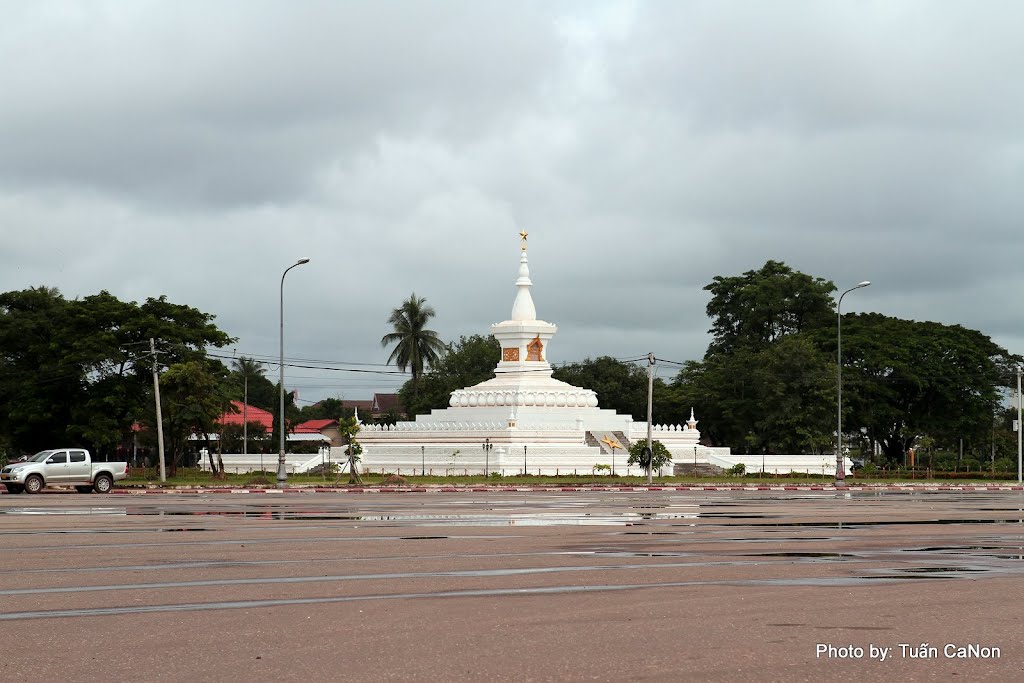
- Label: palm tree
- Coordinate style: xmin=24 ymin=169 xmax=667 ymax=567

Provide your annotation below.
xmin=381 ymin=294 xmax=447 ymax=392
xmin=232 ymin=356 xmax=266 ymax=385
xmin=231 ymin=356 xmax=265 ymax=462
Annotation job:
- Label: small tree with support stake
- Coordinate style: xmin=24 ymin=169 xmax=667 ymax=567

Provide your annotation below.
xmin=628 ymin=440 xmax=672 ymax=473
xmin=334 ymin=416 xmax=362 ymax=485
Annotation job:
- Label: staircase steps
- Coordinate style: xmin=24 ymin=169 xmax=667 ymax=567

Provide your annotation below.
xmin=585 ymin=431 xmax=628 ymax=455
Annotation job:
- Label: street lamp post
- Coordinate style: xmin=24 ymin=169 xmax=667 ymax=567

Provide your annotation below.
xmin=482 ymin=438 xmax=492 ymax=477
xmin=523 ymin=445 xmax=527 ymax=476
xmin=1017 ymin=365 xmax=1022 ymax=485
xmin=836 ymin=280 xmax=871 ymax=488
xmin=646 ymin=352 xmax=655 ymax=484
xmin=421 ymin=445 xmax=425 ymax=476
xmin=277 ymin=258 xmax=310 ymax=489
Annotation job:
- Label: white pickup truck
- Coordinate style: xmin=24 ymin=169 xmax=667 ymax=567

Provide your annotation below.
xmin=1 ymin=448 xmax=128 ymax=494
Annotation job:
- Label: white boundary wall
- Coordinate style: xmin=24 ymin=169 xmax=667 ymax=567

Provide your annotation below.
xmin=707 ymin=453 xmax=855 ymax=476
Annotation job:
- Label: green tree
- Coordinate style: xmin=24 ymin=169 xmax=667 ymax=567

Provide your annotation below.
xmin=0 ymin=287 xmax=233 ymax=457
xmin=674 ymin=338 xmax=835 ymax=454
xmin=819 ymin=313 xmax=1017 ymax=463
xmin=704 ymin=260 xmax=836 ymax=355
xmin=338 ymin=416 xmax=363 ymax=485
xmin=300 ymin=397 xmax=345 ymax=422
xmin=158 ymin=359 xmax=232 ymax=472
xmin=399 ymin=335 xmax=501 ymax=416
xmin=676 ymin=262 xmax=1021 ymax=463
xmin=381 ymin=293 xmax=447 ymax=395
xmin=0 ymin=287 xmax=82 ymax=453
xmin=675 ymin=262 xmax=843 ymax=453
xmin=627 ymin=439 xmax=673 ymax=471
xmin=749 ymin=336 xmax=836 ymax=453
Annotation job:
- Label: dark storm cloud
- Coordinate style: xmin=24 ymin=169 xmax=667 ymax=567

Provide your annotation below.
xmin=1 ymin=1 xmax=1021 ymax=403
xmin=0 ymin=1 xmax=560 ymax=207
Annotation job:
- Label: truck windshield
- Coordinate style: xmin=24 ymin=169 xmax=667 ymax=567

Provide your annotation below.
xmin=27 ymin=450 xmax=55 ymax=462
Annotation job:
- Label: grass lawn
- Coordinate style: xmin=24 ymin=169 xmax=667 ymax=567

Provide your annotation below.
xmin=120 ymin=468 xmax=1020 ymax=488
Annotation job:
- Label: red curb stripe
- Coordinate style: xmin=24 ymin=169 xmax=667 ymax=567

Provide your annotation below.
xmin=24 ymin=483 xmax=1024 ymax=495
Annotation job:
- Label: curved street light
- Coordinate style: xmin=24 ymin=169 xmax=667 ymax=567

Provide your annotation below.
xmin=836 ymin=280 xmax=870 ymax=487
xmin=278 ymin=258 xmax=310 ymax=489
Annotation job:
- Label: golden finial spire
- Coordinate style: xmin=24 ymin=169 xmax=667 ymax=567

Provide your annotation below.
xmin=519 ymin=229 xmax=528 ymax=251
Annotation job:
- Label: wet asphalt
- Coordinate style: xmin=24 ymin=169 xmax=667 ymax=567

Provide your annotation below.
xmin=1 ymin=489 xmax=1023 ymax=681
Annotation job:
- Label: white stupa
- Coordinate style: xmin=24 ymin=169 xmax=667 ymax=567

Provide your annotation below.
xmin=356 ymin=232 xmax=724 ymax=476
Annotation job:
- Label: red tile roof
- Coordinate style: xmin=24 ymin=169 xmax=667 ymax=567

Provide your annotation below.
xmin=217 ymin=401 xmax=274 ymax=430
xmin=295 ymin=419 xmax=337 ymax=433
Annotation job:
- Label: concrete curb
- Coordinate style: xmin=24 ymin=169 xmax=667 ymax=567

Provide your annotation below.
xmin=5 ymin=484 xmax=1024 ymax=495
xmin=99 ymin=484 xmax=1024 ymax=494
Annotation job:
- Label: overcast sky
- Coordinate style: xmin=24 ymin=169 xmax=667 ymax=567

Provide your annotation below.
xmin=2 ymin=1 xmax=1022 ymax=404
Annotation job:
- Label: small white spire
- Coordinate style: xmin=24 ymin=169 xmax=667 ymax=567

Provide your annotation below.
xmin=510 ymin=244 xmax=537 ymax=321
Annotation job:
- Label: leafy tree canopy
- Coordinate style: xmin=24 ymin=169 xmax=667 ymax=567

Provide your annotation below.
xmin=0 ymin=286 xmax=234 ymax=457
xmin=299 ymin=397 xmax=344 ymax=422
xmin=627 ymin=439 xmax=673 ymax=471
xmin=674 ymin=336 xmax=835 ymax=454
xmin=680 ymin=258 xmax=1021 ymax=463
xmin=705 ymin=260 xmax=836 ymax=356
xmin=158 ymin=359 xmax=232 ymax=470
xmin=811 ymin=312 xmax=1019 ymax=461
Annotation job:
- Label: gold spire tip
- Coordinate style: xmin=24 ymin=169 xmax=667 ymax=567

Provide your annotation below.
xmin=519 ymin=229 xmax=528 ymax=251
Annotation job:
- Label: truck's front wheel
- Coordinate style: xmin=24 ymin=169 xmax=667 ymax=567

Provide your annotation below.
xmin=93 ymin=474 xmax=113 ymax=494
xmin=24 ymin=475 xmax=44 ymax=494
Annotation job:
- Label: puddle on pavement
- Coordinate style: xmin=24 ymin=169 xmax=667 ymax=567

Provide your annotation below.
xmin=738 ymin=518 xmax=1024 ymax=528
xmin=0 ymin=507 xmax=700 ymax=526
xmin=6 ymin=504 xmax=1020 ymax=529
xmin=0 ymin=575 xmax=978 ymax=622
xmin=740 ymin=552 xmax=856 ymax=560
xmin=897 ymin=566 xmax=989 ymax=573
xmin=0 ymin=560 xmax=732 ymax=597
xmin=0 ymin=508 xmax=128 ymax=516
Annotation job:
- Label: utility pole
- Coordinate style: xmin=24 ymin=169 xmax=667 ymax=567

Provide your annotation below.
xmin=1017 ymin=366 xmax=1022 ymax=485
xmin=244 ymin=372 xmax=253 ymax=470
xmin=646 ymin=352 xmax=655 ymax=485
xmin=150 ymin=338 xmax=166 ymax=483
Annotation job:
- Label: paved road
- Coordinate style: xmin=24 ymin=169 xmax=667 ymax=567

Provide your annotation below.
xmin=1 ymin=489 xmax=1023 ymax=682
